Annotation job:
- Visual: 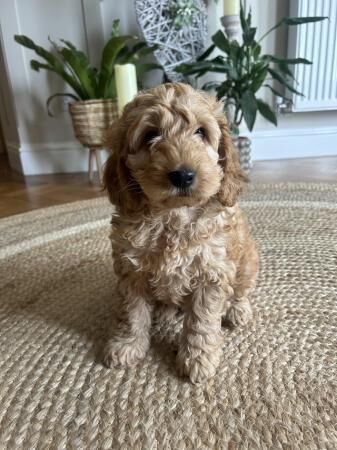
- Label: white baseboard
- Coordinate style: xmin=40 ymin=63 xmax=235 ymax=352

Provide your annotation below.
xmin=6 ymin=126 xmax=337 ymax=175
xmin=7 ymin=142 xmax=110 ymax=175
xmin=6 ymin=142 xmax=23 ymax=173
xmin=251 ymin=126 xmax=337 ymax=160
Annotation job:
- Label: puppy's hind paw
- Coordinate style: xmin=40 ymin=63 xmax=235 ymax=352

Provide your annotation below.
xmin=103 ymin=338 xmax=149 ymax=368
xmin=226 ymin=298 xmax=253 ymax=327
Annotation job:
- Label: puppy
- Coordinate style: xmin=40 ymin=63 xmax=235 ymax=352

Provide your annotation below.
xmin=103 ymin=82 xmax=259 ymax=384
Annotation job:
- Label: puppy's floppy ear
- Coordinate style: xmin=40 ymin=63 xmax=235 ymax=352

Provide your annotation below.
xmin=103 ymin=119 xmax=144 ymax=214
xmin=216 ymin=115 xmax=247 ymax=207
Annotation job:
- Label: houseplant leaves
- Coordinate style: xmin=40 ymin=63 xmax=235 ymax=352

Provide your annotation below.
xmin=14 ymin=20 xmax=162 ymax=104
xmin=176 ymin=5 xmax=327 ymax=132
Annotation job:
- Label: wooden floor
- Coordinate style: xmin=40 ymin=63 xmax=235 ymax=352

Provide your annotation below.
xmin=0 ymin=154 xmax=103 ymax=218
xmin=0 ymin=153 xmax=336 ymax=218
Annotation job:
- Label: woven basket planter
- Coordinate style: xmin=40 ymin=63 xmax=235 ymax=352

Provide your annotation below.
xmin=68 ymin=99 xmax=119 ymax=148
xmin=232 ymin=136 xmax=252 ymax=175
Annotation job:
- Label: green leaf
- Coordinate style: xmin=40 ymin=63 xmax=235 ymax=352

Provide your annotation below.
xmin=98 ymin=35 xmax=134 ymax=98
xmin=240 ymin=90 xmax=257 ymax=131
xmin=257 ymin=99 xmax=277 ymax=126
xmin=268 ymin=68 xmax=304 ymax=96
xmin=175 ymin=64 xmax=203 ymax=76
xmin=250 ymin=65 xmax=268 ymax=92
xmin=15 ymin=35 xmax=87 ymax=98
xmin=15 ymin=35 xmax=60 ymax=69
xmin=46 ymin=92 xmax=80 ymax=117
xmin=104 ymin=75 xmax=117 ymax=98
xmin=59 ymin=45 xmax=97 ymax=98
xmin=116 ymin=42 xmax=158 ymax=64
xmin=131 ymin=42 xmax=158 ymax=57
xmin=252 ymin=44 xmax=262 ymax=60
xmin=227 ymin=67 xmax=238 ymax=80
xmin=217 ymin=82 xmax=232 ymax=100
xmin=267 ymin=55 xmax=312 ymax=65
xmin=283 ymin=16 xmax=328 ymax=26
xmin=128 ymin=41 xmax=148 ymax=53
xmin=138 ymin=44 xmax=159 ymax=56
xmin=111 ymin=19 xmax=120 ymax=37
xmin=277 ymin=62 xmax=295 ymax=80
xmin=259 ymin=16 xmax=327 ymax=42
xmin=15 ymin=34 xmax=45 ymax=52
xmin=197 ymin=44 xmax=216 ymax=61
xmin=175 ymin=62 xmax=209 ymax=75
xmin=30 ymin=60 xmax=52 ymax=72
xmin=263 ymin=84 xmax=292 ymax=102
xmin=247 ymin=8 xmax=252 ymax=28
xmin=59 ymin=39 xmax=77 ymax=52
xmin=240 ymin=3 xmax=249 ymax=33
xmin=202 ymin=81 xmax=221 ymax=91
xmin=212 ymin=30 xmax=231 ymax=54
xmin=195 ymin=68 xmax=211 ymax=78
xmin=243 ymin=27 xmax=257 ymax=45
xmin=175 ymin=61 xmax=232 ymax=76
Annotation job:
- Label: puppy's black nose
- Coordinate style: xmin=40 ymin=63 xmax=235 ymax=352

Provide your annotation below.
xmin=168 ymin=169 xmax=195 ymax=188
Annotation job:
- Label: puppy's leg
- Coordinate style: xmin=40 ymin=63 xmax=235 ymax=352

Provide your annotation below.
xmin=104 ymin=278 xmax=152 ymax=367
xmin=176 ymin=284 xmax=226 ymax=384
xmin=226 ymin=240 xmax=259 ymax=326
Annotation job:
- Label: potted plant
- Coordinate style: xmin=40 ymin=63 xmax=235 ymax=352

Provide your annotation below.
xmin=14 ymin=20 xmax=161 ymax=161
xmin=176 ymin=5 xmax=326 ymax=172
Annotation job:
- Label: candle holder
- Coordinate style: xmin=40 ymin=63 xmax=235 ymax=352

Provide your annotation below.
xmin=221 ymin=15 xmax=241 ymax=41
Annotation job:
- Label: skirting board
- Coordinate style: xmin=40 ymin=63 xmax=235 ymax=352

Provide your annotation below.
xmin=251 ymin=126 xmax=337 ymax=161
xmin=7 ymin=142 xmax=110 ymax=175
xmin=7 ymin=126 xmax=337 ymax=175
xmin=6 ymin=143 xmax=23 ymax=173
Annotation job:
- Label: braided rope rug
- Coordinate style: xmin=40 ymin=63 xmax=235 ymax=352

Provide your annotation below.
xmin=0 ymin=183 xmax=336 ymax=449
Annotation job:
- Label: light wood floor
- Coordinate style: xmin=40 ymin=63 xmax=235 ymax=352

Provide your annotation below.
xmin=0 ymin=153 xmax=336 ymax=218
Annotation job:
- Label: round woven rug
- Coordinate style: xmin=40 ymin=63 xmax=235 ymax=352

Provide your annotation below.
xmin=0 ymin=183 xmax=336 ymax=449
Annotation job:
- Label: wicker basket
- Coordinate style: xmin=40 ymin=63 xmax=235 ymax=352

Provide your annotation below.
xmin=232 ymin=136 xmax=252 ymax=174
xmin=68 ymin=99 xmax=119 ymax=148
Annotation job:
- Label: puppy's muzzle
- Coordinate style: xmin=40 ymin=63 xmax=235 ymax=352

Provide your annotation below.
xmin=168 ymin=169 xmax=195 ymax=189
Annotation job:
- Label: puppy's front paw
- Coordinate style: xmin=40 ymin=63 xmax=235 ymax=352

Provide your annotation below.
xmin=103 ymin=338 xmax=149 ymax=368
xmin=176 ymin=346 xmax=220 ymax=384
xmin=226 ymin=298 xmax=253 ymax=326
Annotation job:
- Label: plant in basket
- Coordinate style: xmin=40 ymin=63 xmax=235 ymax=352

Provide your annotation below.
xmin=15 ymin=20 xmax=161 ymax=181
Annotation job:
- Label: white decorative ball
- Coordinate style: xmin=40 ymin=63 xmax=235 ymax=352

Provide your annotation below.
xmin=135 ymin=0 xmax=207 ymax=81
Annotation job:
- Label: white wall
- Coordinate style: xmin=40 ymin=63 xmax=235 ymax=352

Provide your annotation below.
xmin=0 ymin=0 xmax=336 ymax=175
xmin=0 ymin=0 xmax=91 ymax=174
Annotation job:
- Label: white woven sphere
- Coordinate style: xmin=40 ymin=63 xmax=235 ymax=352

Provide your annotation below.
xmin=135 ymin=0 xmax=207 ymax=81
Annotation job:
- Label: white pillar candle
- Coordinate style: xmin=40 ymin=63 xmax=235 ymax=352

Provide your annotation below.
xmin=223 ymin=0 xmax=240 ymax=16
xmin=115 ymin=64 xmax=138 ymax=115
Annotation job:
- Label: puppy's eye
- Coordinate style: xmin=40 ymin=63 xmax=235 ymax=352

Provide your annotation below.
xmin=195 ymin=127 xmax=206 ymax=138
xmin=144 ymin=129 xmax=160 ymax=143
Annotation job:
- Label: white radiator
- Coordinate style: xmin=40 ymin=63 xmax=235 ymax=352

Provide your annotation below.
xmin=288 ymin=0 xmax=337 ymax=111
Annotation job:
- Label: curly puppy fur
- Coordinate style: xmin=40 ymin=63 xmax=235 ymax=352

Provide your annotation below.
xmin=103 ymin=82 xmax=259 ymax=383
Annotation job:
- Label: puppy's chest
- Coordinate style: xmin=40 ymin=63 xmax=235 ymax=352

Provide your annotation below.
xmin=112 ymin=208 xmax=236 ymax=301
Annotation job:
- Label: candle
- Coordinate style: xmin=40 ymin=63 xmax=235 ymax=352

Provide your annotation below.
xmin=223 ymin=0 xmax=240 ymax=16
xmin=115 ymin=64 xmax=138 ymax=115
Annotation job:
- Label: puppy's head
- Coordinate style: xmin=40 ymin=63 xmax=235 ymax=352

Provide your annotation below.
xmin=104 ymin=83 xmax=246 ymax=213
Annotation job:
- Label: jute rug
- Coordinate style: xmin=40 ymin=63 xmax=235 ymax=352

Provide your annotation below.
xmin=0 ymin=183 xmax=336 ymax=450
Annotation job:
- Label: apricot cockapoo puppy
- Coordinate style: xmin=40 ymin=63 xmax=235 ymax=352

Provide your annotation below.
xmin=103 ymin=82 xmax=259 ymax=384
